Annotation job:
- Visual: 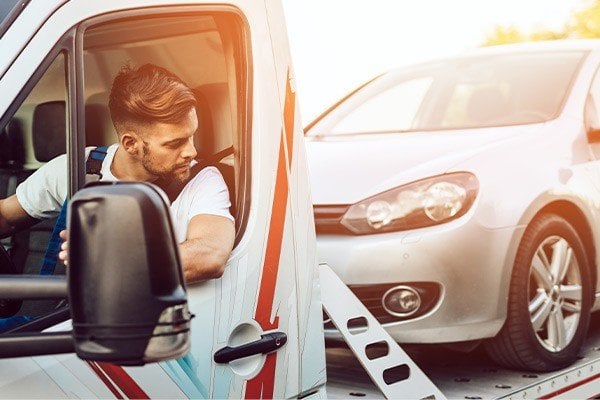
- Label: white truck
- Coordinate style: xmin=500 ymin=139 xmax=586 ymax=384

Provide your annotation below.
xmin=0 ymin=1 xmax=597 ymax=399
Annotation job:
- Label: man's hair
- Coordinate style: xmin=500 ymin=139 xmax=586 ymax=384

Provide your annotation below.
xmin=108 ymin=63 xmax=196 ymax=134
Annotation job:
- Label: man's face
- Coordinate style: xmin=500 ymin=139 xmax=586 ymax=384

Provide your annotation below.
xmin=139 ymin=107 xmax=198 ymax=183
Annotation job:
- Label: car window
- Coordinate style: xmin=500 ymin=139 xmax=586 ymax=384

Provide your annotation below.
xmin=322 ymin=51 xmax=585 ymax=136
xmin=587 ymin=66 xmax=600 ymax=127
xmin=0 ymin=52 xmax=68 ymax=333
xmin=434 ymin=53 xmax=584 ymax=129
xmin=331 ymin=77 xmax=433 ymax=135
xmin=82 ymin=11 xmax=249 ymax=240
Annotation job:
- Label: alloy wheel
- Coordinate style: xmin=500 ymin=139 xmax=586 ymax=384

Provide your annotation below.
xmin=528 ymin=236 xmax=582 ymax=352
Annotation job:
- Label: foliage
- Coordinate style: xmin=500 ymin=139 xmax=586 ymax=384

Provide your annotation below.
xmin=482 ymin=0 xmax=599 ymax=46
xmin=570 ymin=0 xmax=600 ymax=38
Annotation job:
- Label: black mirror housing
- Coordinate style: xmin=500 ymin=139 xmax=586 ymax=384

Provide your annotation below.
xmin=68 ymin=182 xmax=191 ymax=365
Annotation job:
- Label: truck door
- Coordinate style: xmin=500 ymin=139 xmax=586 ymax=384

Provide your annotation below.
xmin=0 ymin=1 xmax=307 ymax=398
xmin=263 ymin=0 xmax=327 ymax=397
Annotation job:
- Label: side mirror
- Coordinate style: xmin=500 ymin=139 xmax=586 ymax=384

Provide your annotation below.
xmin=68 ymin=182 xmax=191 ymax=365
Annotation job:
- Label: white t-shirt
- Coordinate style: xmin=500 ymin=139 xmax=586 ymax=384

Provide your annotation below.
xmin=16 ymin=144 xmax=233 ymax=243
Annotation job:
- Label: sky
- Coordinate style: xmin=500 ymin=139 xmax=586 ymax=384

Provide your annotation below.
xmin=281 ymin=0 xmax=585 ymax=124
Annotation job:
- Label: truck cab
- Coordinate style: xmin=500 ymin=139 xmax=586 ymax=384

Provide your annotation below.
xmin=0 ymin=1 xmax=326 ymax=398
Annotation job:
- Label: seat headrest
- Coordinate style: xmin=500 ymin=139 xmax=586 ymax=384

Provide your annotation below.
xmin=32 ymin=101 xmax=66 ymax=162
xmin=192 ymin=83 xmax=231 ymax=157
xmin=0 ymin=118 xmax=25 ymax=168
xmin=192 ymin=88 xmax=215 ymax=158
xmin=85 ymin=103 xmax=116 ymax=146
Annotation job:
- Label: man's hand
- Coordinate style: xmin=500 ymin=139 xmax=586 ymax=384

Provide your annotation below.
xmin=179 ymin=214 xmax=235 ymax=283
xmin=59 ymin=229 xmax=69 ymax=266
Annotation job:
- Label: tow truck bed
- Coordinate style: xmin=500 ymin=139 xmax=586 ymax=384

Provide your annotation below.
xmin=326 ymin=313 xmax=600 ymax=399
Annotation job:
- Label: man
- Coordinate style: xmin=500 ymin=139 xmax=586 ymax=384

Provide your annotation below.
xmin=0 ymin=64 xmax=235 ymax=283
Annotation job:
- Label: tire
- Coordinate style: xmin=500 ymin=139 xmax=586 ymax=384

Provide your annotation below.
xmin=485 ymin=213 xmax=592 ymax=371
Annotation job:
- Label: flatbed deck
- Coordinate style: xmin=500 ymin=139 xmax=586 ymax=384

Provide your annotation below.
xmin=326 ymin=313 xmax=600 ymax=399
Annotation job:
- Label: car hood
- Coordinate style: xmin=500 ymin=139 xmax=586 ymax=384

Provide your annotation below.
xmin=306 ymin=125 xmax=544 ymax=205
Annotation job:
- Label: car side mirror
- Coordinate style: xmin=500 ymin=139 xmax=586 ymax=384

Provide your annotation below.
xmin=68 ymin=182 xmax=191 ymax=365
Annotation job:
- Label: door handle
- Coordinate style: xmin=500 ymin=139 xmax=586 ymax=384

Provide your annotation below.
xmin=214 ymin=331 xmax=287 ymax=364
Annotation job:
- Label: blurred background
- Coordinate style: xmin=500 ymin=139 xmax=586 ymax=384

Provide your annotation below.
xmin=281 ymin=0 xmax=600 ymax=124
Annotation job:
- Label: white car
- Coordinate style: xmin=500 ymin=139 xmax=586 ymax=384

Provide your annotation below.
xmin=306 ymin=39 xmax=600 ymax=371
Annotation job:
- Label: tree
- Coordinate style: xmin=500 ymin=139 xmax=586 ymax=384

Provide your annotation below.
xmin=482 ymin=25 xmax=525 ymax=46
xmin=570 ymin=0 xmax=600 ymax=38
xmin=481 ymin=0 xmax=600 ymax=46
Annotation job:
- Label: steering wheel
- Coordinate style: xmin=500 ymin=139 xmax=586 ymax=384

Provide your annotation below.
xmin=0 ymin=245 xmax=22 ymax=318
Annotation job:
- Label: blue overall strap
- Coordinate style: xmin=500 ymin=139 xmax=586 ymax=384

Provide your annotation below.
xmin=39 ymin=201 xmax=67 ymax=275
xmin=86 ymin=146 xmax=109 ymax=179
xmin=39 ymin=146 xmax=109 ymax=275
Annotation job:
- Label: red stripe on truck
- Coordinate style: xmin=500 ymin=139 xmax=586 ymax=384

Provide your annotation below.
xmin=538 ymin=372 xmax=600 ymax=399
xmin=87 ymin=361 xmax=124 ymax=399
xmin=245 ymin=137 xmax=288 ymax=400
xmin=283 ymin=71 xmax=296 ymax=167
xmin=95 ymin=362 xmax=149 ymax=399
xmin=88 ymin=361 xmax=149 ymax=399
xmin=245 ymin=71 xmax=296 ymax=399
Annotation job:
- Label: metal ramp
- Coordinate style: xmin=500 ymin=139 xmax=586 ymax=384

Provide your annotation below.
xmin=319 ymin=263 xmax=446 ymax=400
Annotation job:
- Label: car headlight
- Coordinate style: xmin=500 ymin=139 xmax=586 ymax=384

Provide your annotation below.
xmin=340 ymin=172 xmax=478 ymax=235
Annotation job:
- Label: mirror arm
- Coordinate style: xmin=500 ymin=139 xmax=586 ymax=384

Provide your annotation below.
xmin=0 ymin=332 xmax=74 ymax=357
xmin=0 ymin=275 xmax=67 ymax=299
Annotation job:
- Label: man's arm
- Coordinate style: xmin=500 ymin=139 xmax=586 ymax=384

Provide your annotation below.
xmin=59 ymin=215 xmax=235 ymax=277
xmin=0 ymin=195 xmax=38 ymax=239
xmin=179 ymin=214 xmax=235 ymax=283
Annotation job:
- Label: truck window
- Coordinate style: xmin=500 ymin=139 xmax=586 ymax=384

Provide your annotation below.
xmin=81 ymin=12 xmax=249 ymax=236
xmin=0 ymin=52 xmax=68 ymax=332
xmin=0 ymin=0 xmax=24 ymax=37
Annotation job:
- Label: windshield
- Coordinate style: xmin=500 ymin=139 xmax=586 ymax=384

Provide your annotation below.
xmin=321 ymin=51 xmax=586 ymax=136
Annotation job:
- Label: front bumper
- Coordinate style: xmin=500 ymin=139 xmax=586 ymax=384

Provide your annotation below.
xmin=317 ymin=212 xmax=524 ymax=343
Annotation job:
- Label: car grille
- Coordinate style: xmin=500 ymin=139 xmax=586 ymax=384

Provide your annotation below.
xmin=324 ymin=282 xmax=441 ymax=327
xmin=313 ymin=205 xmax=349 ymax=234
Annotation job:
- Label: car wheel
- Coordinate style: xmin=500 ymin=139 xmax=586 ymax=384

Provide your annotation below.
xmin=485 ymin=213 xmax=592 ymax=371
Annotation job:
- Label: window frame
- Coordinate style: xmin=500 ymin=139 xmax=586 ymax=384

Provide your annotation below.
xmin=0 ymin=31 xmax=76 ymax=196
xmin=0 ymin=0 xmax=30 ymax=39
xmin=0 ymin=31 xmax=75 ymax=334
xmin=585 ymin=64 xmax=600 ymax=131
xmin=74 ymin=6 xmax=253 ymax=243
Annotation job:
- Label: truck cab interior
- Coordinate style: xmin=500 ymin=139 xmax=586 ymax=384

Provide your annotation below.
xmin=0 ymin=10 xmax=249 ymax=332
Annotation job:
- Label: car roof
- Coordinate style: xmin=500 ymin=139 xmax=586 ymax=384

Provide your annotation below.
xmin=462 ymin=39 xmax=600 ymax=55
xmin=381 ymin=39 xmax=600 ymax=76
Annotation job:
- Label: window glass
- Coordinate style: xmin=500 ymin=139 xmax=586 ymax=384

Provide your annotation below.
xmin=588 ymin=68 xmax=600 ymax=125
xmin=331 ymin=77 xmax=432 ymax=135
xmin=0 ymin=0 xmax=22 ymax=33
xmin=0 ymin=52 xmax=68 ymax=333
xmin=322 ymin=51 xmax=585 ymax=136
xmin=82 ymin=13 xmax=247 ymax=233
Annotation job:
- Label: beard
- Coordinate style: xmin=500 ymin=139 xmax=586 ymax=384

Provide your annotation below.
xmin=142 ymin=144 xmax=190 ymax=183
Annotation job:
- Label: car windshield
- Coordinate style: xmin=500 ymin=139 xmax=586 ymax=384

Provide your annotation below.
xmin=321 ymin=51 xmax=586 ymax=136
